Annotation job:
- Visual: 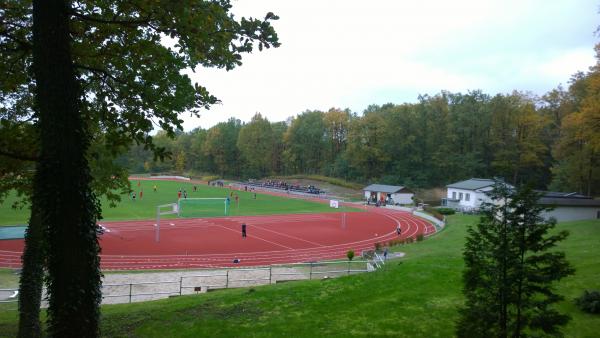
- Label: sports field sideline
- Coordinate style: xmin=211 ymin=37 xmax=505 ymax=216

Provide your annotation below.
xmin=0 ymin=178 xmax=360 ymax=226
xmin=0 ymin=178 xmax=437 ymax=269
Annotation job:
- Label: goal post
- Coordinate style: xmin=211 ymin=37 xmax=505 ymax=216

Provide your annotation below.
xmin=330 ymin=199 xmax=348 ymax=229
xmin=177 ymin=198 xmax=229 ymax=218
xmin=156 ymin=203 xmax=178 ymax=242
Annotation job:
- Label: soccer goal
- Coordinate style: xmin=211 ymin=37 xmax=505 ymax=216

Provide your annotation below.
xmin=178 ymin=198 xmax=229 ymax=218
xmin=155 ymin=203 xmax=178 ymax=242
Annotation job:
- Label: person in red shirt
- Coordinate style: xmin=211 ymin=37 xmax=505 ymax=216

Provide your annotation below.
xmin=139 ymin=190 xmax=143 ymax=200
xmin=178 ymin=191 xmax=182 ymax=199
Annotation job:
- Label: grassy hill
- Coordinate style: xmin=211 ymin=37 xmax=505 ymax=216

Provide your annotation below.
xmin=1 ymin=215 xmax=598 ymax=337
xmin=0 ymin=179 xmax=359 ymax=226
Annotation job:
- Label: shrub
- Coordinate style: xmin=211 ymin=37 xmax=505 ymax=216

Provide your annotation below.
xmin=416 ymin=234 xmax=424 ymax=242
xmin=575 ymin=290 xmax=600 ymax=314
xmin=361 ymin=250 xmax=374 ymax=259
xmin=423 ymin=206 xmax=445 ymax=221
xmin=346 ymin=250 xmax=355 ymax=261
xmin=374 ymin=242 xmax=382 ymax=251
xmin=435 ymin=207 xmax=456 ymax=215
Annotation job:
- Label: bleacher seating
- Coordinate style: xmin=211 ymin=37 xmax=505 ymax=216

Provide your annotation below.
xmin=244 ymin=180 xmax=323 ymax=195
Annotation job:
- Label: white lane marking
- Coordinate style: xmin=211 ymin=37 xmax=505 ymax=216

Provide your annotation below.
xmin=212 ymin=224 xmax=294 ymax=250
xmin=250 ymin=224 xmax=325 ymax=247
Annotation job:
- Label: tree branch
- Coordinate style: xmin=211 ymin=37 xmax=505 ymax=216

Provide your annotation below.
xmin=0 ymin=149 xmax=38 ymax=162
xmin=74 ymin=63 xmax=127 ymax=86
xmin=0 ymin=30 xmax=33 ymax=51
xmin=70 ymin=11 xmax=152 ymax=27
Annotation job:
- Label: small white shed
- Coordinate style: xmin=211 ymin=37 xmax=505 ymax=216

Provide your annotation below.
xmin=363 ymin=184 xmax=414 ymax=205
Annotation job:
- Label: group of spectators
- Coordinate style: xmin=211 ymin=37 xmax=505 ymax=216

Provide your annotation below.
xmin=246 ymin=179 xmax=323 ymax=195
xmin=208 ymin=180 xmax=225 ymax=187
xmin=366 ymin=195 xmax=395 ymax=207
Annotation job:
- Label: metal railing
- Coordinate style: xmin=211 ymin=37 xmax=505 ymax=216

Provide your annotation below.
xmin=0 ymin=288 xmax=19 ymax=303
xmin=99 ymin=260 xmax=372 ymax=304
xmin=373 ymin=252 xmax=386 ymax=269
xmin=1 ymin=260 xmax=388 ymax=306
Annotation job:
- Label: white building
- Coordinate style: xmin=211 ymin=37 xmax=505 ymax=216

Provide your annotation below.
xmin=442 ymin=179 xmax=600 ymax=221
xmin=363 ymin=184 xmax=414 ymax=205
xmin=442 ymin=178 xmax=508 ymax=211
xmin=538 ymin=192 xmax=600 ymax=222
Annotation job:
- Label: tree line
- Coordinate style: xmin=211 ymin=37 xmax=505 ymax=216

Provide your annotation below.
xmin=1 ymin=0 xmax=598 ymax=336
xmin=124 ymin=69 xmax=600 ymax=195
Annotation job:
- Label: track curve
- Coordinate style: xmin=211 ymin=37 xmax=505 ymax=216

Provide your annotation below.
xmin=0 ymin=207 xmax=436 ymax=270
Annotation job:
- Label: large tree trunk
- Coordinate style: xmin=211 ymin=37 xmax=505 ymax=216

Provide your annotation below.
xmin=32 ymin=0 xmax=102 ymax=337
xmin=17 ymin=206 xmax=43 ymax=338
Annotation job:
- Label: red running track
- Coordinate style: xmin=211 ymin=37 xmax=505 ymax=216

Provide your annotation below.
xmin=0 ymin=208 xmax=436 ymax=270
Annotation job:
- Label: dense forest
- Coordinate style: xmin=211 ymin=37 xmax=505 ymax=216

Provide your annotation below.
xmin=120 ymin=53 xmax=600 ymax=196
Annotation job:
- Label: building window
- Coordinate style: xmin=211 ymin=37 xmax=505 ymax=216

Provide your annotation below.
xmin=466 ymin=193 xmax=470 ymax=201
xmin=459 ymin=192 xmax=463 ymax=200
xmin=452 ymin=192 xmax=456 ymax=200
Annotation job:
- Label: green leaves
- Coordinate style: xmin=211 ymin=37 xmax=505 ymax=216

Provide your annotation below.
xmin=283 ymin=111 xmax=327 ymax=174
xmin=551 ymin=67 xmax=600 ymax=196
xmin=2 ymin=0 xmax=280 ymax=164
xmin=457 ymin=184 xmax=574 ymax=338
xmin=2 ymin=2 xmax=280 ymax=336
xmin=237 ymin=113 xmax=274 ymax=178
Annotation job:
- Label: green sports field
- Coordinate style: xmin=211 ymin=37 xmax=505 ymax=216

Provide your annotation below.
xmin=0 ymin=179 xmax=359 ymax=226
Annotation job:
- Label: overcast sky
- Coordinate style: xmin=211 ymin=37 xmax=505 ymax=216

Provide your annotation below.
xmin=181 ymin=0 xmax=599 ymax=130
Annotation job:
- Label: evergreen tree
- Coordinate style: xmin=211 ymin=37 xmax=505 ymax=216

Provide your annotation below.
xmin=457 ymin=183 xmax=574 ymax=338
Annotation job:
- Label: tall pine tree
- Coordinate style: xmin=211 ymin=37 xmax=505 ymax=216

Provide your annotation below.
xmin=457 ymin=183 xmax=574 ymax=338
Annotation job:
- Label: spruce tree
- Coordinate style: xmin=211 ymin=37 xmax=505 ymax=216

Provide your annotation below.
xmin=456 ymin=183 xmax=574 ymax=338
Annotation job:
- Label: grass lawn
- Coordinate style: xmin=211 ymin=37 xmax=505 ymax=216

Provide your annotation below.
xmin=0 ymin=269 xmax=18 ymax=289
xmin=1 ymin=215 xmax=597 ymax=337
xmin=0 ymin=180 xmax=359 ymax=226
